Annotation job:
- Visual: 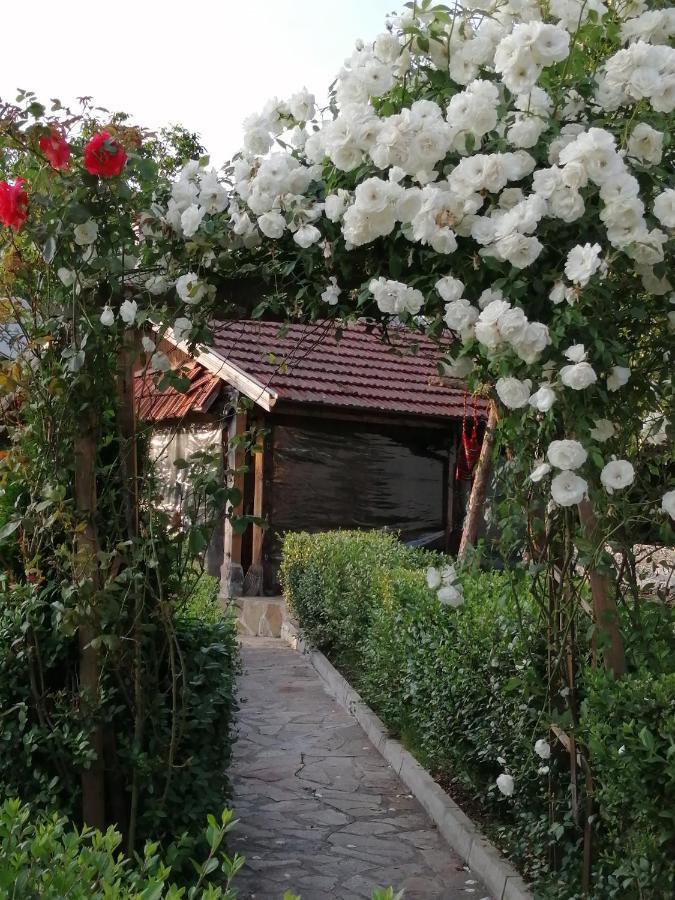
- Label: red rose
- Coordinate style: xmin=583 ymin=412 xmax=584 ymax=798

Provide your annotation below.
xmin=83 ymin=131 xmax=128 ymax=178
xmin=0 ymin=179 xmax=28 ymax=232
xmin=39 ymin=128 xmax=71 ymax=171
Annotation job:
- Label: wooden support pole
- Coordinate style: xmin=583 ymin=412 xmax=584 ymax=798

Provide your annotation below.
xmin=251 ymin=427 xmax=265 ymax=568
xmin=577 ymin=498 xmax=626 ymax=678
xmin=229 ymin=411 xmax=247 ymax=568
xmin=458 ymin=403 xmax=498 ymax=561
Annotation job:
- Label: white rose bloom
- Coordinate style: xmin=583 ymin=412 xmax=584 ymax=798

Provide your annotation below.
xmin=653 ymin=189 xmax=675 ymax=228
xmin=551 ymin=471 xmax=588 ymax=507
xmin=293 ymin=224 xmax=321 ymax=248
xmin=438 ymin=584 xmax=464 ymax=607
xmin=151 ymin=351 xmax=171 ymax=373
xmin=547 ymin=439 xmax=588 ymax=471
xmin=324 ymin=191 xmax=350 ymax=222
xmin=560 ymin=362 xmax=597 ymax=390
xmin=426 ymin=566 xmax=442 ymax=590
xmin=142 ymin=336 xmax=155 ymax=353
xmin=172 ymin=317 xmax=192 ymax=343
xmin=564 ymin=242 xmax=602 ymax=286
xmin=662 ymin=490 xmax=675 ymax=520
xmin=435 ymin=276 xmax=465 ymax=304
xmin=549 ymin=281 xmax=566 ymax=305
xmin=564 ymin=343 xmax=587 ymax=363
xmin=496 ymin=376 xmax=531 ymax=409
xmin=606 ymin=365 xmax=630 ymax=392
xmin=100 ymin=306 xmax=115 ymax=327
xmin=180 ymin=204 xmax=205 ymax=238
xmin=289 ymin=88 xmax=316 ymax=122
xmin=58 ymin=267 xmax=76 ymax=288
xmin=175 ymin=272 xmax=206 ymax=305
xmin=74 ymin=219 xmax=98 ymax=246
xmin=534 ymin=739 xmax=551 ymax=760
xmin=321 ymin=277 xmax=341 ymax=306
xmin=442 ymin=355 xmax=473 ymax=378
xmin=589 ymin=419 xmax=615 ymax=442
xmin=600 ymin=460 xmax=635 ymax=494
xmin=529 ymin=462 xmax=552 ymax=483
xmin=529 ymin=385 xmax=556 ymax=412
xmin=627 ymin=123 xmax=663 ymax=165
xmin=119 ymin=299 xmax=138 ymax=326
xmin=478 ymin=288 xmax=505 ymax=310
xmin=444 ymin=298 xmax=478 ymax=336
xmin=258 ymin=211 xmax=286 ymax=239
xmin=496 ymin=773 xmax=514 ymax=797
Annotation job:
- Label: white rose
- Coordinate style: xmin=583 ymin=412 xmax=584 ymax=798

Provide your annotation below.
xmin=438 ymin=584 xmax=464 ymax=607
xmin=324 ymin=191 xmax=349 ymax=222
xmin=142 ymin=336 xmax=155 ymax=353
xmin=560 ymin=362 xmax=597 ymax=390
xmin=180 ymin=204 xmax=205 ymax=238
xmin=564 ymin=344 xmax=587 ymax=363
xmin=547 ymin=439 xmax=587 ymax=471
xmin=100 ymin=306 xmax=115 ymax=327
xmin=589 ymin=419 xmax=615 ymax=442
xmin=551 ymin=471 xmax=588 ymax=507
xmin=653 ymin=189 xmax=675 ymax=228
xmin=118 ymin=299 xmax=137 ymax=325
xmin=529 ymin=385 xmax=556 ymax=412
xmin=600 ymin=459 xmax=635 ymax=494
xmin=173 ymin=317 xmax=192 ymax=343
xmin=564 ymin=242 xmax=602 ymax=286
xmin=535 ymin=739 xmax=551 ymax=759
xmin=74 ymin=219 xmax=98 ymax=246
xmin=426 ymin=566 xmax=442 ymax=590
xmin=662 ymin=490 xmax=675 ymax=520
xmin=293 ymin=224 xmax=321 ymax=248
xmin=606 ymin=365 xmax=630 ymax=392
xmin=496 ymin=773 xmax=514 ymax=796
xmin=529 ymin=462 xmax=552 ymax=483
xmin=58 ymin=268 xmax=76 ymax=288
xmin=321 ymin=277 xmax=341 ymax=306
xmin=627 ymin=123 xmax=663 ymax=165
xmin=257 ymin=211 xmax=286 ymax=239
xmin=444 ymin=298 xmax=478 ymax=336
xmin=496 ymin=377 xmax=531 ymax=409
xmin=175 ymin=273 xmax=207 ymax=305
xmin=435 ymin=276 xmax=465 ymax=303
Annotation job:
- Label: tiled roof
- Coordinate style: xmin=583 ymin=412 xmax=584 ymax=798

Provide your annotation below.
xmin=135 ymin=361 xmax=221 ymax=422
xmin=209 ymin=320 xmax=488 ymax=420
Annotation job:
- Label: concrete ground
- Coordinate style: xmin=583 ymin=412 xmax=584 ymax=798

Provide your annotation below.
xmin=230 ymin=637 xmax=490 ymax=900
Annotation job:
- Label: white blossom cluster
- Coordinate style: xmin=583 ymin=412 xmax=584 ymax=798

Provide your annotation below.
xmin=426 ymin=564 xmax=464 ymax=608
xmin=165 ymin=161 xmax=229 ymax=239
xmin=164 ymin=0 xmax=673 ymax=522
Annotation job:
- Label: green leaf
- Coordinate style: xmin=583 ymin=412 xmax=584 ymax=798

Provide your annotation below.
xmin=42 ymin=236 xmax=57 ymax=264
xmin=0 ymin=520 xmax=21 ymax=541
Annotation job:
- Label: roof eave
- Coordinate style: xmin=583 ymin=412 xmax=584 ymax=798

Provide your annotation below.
xmin=161 ymin=327 xmax=279 ymax=412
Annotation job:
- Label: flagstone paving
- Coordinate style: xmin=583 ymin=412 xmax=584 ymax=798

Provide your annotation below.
xmin=230 ymin=637 xmax=490 ymax=900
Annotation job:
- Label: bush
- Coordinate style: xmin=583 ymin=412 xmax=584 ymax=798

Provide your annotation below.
xmin=280 ymin=529 xmax=675 ymax=898
xmin=0 ymin=573 xmax=238 ymax=857
xmin=0 ymin=797 xmax=242 ymax=899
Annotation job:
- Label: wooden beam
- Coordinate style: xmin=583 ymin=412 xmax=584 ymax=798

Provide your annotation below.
xmin=445 ymin=429 xmax=458 ymax=552
xmin=228 ymin=411 xmax=247 ymax=567
xmin=161 ymin=326 xmax=278 ymax=412
xmin=458 ymin=403 xmax=498 ymax=560
xmin=251 ymin=420 xmax=265 ymax=567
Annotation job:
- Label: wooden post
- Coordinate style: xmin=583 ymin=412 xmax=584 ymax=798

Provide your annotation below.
xmin=577 ymin=498 xmax=626 ymax=678
xmin=242 ymin=416 xmax=265 ymax=596
xmin=445 ymin=429 xmax=458 ymax=553
xmin=220 ymin=407 xmax=246 ymax=598
xmin=75 ymin=403 xmax=106 ymax=831
xmin=458 ymin=404 xmax=498 ymax=560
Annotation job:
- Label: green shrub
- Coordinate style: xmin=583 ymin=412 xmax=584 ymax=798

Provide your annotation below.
xmin=280 ymin=529 xmax=675 ymax=898
xmin=0 ymin=574 xmax=238 ymax=857
xmin=0 ymin=797 xmax=243 ymax=899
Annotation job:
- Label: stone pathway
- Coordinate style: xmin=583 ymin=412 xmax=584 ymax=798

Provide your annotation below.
xmin=230 ymin=637 xmax=490 ymax=900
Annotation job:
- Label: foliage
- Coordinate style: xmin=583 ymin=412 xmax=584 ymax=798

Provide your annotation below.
xmin=0 ymin=798 xmax=243 ymax=899
xmin=281 ymin=529 xmax=675 ymax=897
xmin=0 ymin=569 xmax=238 ymax=856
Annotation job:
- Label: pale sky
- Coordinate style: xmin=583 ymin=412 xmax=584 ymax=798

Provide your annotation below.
xmin=2 ymin=0 xmax=396 ymax=167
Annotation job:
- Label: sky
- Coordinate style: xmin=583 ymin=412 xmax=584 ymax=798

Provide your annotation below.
xmin=1 ymin=0 xmax=396 ymax=167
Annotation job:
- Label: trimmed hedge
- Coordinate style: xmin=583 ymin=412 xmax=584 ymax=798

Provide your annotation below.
xmin=280 ymin=530 xmax=675 ymax=899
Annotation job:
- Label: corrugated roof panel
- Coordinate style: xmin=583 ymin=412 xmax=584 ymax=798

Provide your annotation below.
xmin=135 ymin=362 xmax=221 ymax=422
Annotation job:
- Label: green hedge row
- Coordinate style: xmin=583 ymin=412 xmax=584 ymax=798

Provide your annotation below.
xmin=280 ymin=530 xmax=675 ymax=899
